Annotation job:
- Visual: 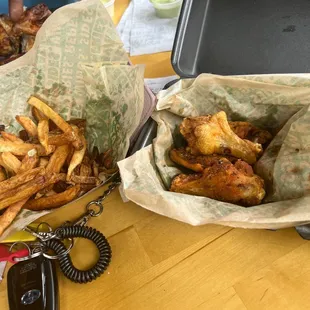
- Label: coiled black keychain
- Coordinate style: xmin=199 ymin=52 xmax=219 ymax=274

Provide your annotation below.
xmin=46 ymin=226 xmax=111 ymax=283
xmin=22 ymin=177 xmax=120 ymax=284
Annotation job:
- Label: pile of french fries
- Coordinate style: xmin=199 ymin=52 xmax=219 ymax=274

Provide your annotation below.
xmin=0 ymin=96 xmax=116 ymax=236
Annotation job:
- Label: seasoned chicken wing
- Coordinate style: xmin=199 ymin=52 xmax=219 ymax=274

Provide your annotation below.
xmin=14 ymin=4 xmax=51 ymax=36
xmin=170 ymin=158 xmax=265 ymax=206
xmin=170 ymin=147 xmax=238 ymax=172
xmin=180 ymin=111 xmax=262 ymax=164
xmin=0 ymin=25 xmax=13 ymax=56
xmin=229 ymin=121 xmax=272 ymax=145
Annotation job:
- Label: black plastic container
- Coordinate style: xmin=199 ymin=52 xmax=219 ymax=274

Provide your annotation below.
xmin=172 ymin=0 xmax=310 ymax=77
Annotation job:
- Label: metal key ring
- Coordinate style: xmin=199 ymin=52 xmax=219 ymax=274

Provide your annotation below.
xmin=9 ymin=241 xmax=31 ymax=254
xmin=86 ymin=201 xmax=103 ymax=217
xmin=42 ymin=237 xmax=74 ymax=260
xmin=14 ymin=251 xmax=42 ymax=262
xmin=35 ymin=222 xmax=53 ymax=233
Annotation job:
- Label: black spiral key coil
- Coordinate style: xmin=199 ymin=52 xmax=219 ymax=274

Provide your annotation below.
xmin=45 ymin=225 xmax=111 ymax=284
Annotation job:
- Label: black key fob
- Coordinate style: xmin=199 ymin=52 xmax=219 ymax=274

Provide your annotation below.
xmin=7 ymin=255 xmax=59 ymax=310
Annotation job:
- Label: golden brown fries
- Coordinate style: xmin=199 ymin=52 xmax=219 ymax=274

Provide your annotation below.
xmin=0 ymin=167 xmax=44 ymax=195
xmin=0 ymin=95 xmax=116 ymax=237
xmin=28 ymin=96 xmax=83 ymax=150
xmin=38 ymin=119 xmax=49 ymax=152
xmin=92 ymin=161 xmax=99 ymax=177
xmin=0 ymin=141 xmax=55 ymax=156
xmin=0 ymin=166 xmax=6 ymax=181
xmin=32 ymin=106 xmax=48 ymax=122
xmin=16 ymin=115 xmax=38 ymax=137
xmin=25 ymin=185 xmax=80 ymax=211
xmin=71 ymin=124 xmax=84 ymax=150
xmin=0 ymin=199 xmax=28 ymax=236
xmin=1 ymin=131 xmax=24 ymax=143
xmin=39 ymin=157 xmax=49 ymax=168
xmin=46 ymin=145 xmax=70 ymax=173
xmin=0 ymin=173 xmax=65 ymax=211
xmin=80 ymin=163 xmax=92 ymax=177
xmin=48 ymin=132 xmax=74 ymax=146
xmin=67 ymin=134 xmax=86 ymax=181
xmin=19 ymin=150 xmax=39 ymax=173
xmin=69 ymin=175 xmax=100 ymax=185
xmin=0 ymin=152 xmax=21 ymax=174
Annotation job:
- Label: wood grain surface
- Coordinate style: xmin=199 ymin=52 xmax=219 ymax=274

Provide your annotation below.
xmin=0 ymin=1 xmax=309 ymax=309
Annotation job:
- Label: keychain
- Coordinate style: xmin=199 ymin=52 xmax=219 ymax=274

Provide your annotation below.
xmin=22 ymin=176 xmax=121 ymax=283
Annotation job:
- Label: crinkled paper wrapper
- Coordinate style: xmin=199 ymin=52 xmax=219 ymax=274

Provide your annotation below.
xmin=0 ymin=0 xmax=145 ymax=240
xmin=119 ymin=73 xmax=310 ymax=229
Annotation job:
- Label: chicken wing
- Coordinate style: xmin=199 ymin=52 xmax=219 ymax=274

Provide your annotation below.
xmin=180 ymin=111 xmax=262 ymax=164
xmin=14 ymin=4 xmax=51 ymax=36
xmin=170 ymin=158 xmax=265 ymax=206
xmin=0 ymin=23 xmax=15 ymax=57
xmin=229 ymin=121 xmax=272 ymax=145
xmin=170 ymin=147 xmax=238 ymax=172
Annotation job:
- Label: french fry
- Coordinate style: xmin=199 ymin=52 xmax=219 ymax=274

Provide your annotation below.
xmin=68 ymin=119 xmax=86 ymax=132
xmin=66 ymin=146 xmax=75 ymax=166
xmin=0 ymin=199 xmax=28 ymax=236
xmin=19 ymin=150 xmax=39 ymax=173
xmin=71 ymin=124 xmax=84 ymax=150
xmin=25 ymin=185 xmax=80 ymax=211
xmin=92 ymin=161 xmax=99 ymax=177
xmin=0 ymin=141 xmax=55 ymax=156
xmin=67 ymin=134 xmax=86 ymax=181
xmin=53 ymin=180 xmax=69 ymax=193
xmin=0 ymin=173 xmax=65 ymax=211
xmin=28 ymin=96 xmax=82 ymax=149
xmin=48 ymin=132 xmax=74 ymax=146
xmin=0 ymin=167 xmax=43 ymax=195
xmin=0 ymin=166 xmax=6 ymax=181
xmin=39 ymin=157 xmax=49 ymax=168
xmin=46 ymin=145 xmax=70 ymax=173
xmin=32 ymin=106 xmax=48 ymax=122
xmin=79 ymin=183 xmax=97 ymax=192
xmin=69 ymin=175 xmax=101 ymax=185
xmin=45 ymin=190 xmax=57 ymax=197
xmin=0 ymin=152 xmax=21 ymax=174
xmin=80 ymin=163 xmax=92 ymax=177
xmin=0 ymin=131 xmax=24 ymax=143
xmin=16 ymin=115 xmax=38 ymax=137
xmin=37 ymin=119 xmax=49 ymax=152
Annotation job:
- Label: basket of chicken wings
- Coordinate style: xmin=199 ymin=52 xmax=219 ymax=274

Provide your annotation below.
xmin=118 ymin=73 xmax=310 ymax=229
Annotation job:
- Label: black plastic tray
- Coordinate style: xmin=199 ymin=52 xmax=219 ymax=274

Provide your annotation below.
xmin=172 ymin=0 xmax=310 ymax=77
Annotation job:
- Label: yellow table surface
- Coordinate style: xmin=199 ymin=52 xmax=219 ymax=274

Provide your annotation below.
xmin=1 ymin=1 xmax=310 ymax=309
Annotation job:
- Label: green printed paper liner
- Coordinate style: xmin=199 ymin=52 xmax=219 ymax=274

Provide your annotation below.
xmin=119 ymin=74 xmax=310 ymax=229
xmin=0 ymin=0 xmax=145 ymax=240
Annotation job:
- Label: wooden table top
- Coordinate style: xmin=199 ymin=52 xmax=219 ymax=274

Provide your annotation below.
xmin=1 ymin=1 xmax=310 ymax=309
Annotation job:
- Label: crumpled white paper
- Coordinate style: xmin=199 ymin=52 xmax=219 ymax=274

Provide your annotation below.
xmin=118 ymin=73 xmax=310 ymax=230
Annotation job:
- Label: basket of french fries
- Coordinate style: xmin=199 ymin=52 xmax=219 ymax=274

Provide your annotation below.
xmin=0 ymin=0 xmax=155 ymax=240
xmin=119 ymin=73 xmax=310 ymax=230
xmin=0 ymin=95 xmax=115 ymax=236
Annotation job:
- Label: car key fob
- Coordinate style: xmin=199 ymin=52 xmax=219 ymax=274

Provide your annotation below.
xmin=7 ymin=255 xmax=59 ymax=310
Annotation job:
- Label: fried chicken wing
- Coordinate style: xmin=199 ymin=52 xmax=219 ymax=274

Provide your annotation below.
xmin=170 ymin=158 xmax=265 ymax=206
xmin=229 ymin=121 xmax=272 ymax=145
xmin=170 ymin=147 xmax=238 ymax=172
xmin=180 ymin=111 xmax=262 ymax=164
xmin=0 ymin=22 xmax=16 ymax=57
xmin=14 ymin=4 xmax=51 ymax=36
